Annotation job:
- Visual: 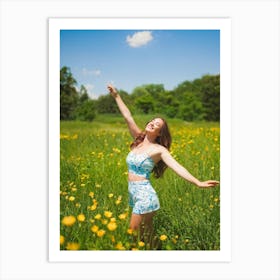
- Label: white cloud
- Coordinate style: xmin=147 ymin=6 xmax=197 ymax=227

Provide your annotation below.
xmin=82 ymin=68 xmax=101 ymax=77
xmin=84 ymin=84 xmax=99 ymax=99
xmin=126 ymin=31 xmax=153 ymax=48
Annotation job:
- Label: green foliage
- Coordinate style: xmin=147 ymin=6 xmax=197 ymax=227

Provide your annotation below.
xmin=200 ymin=75 xmax=220 ymax=121
xmin=60 ymin=67 xmax=97 ymax=121
xmin=60 ymin=66 xmax=79 ymax=120
xmin=178 ymin=92 xmax=204 ymax=121
xmin=74 ymin=100 xmax=97 ymax=121
xmin=60 ymin=66 xmax=220 ymax=122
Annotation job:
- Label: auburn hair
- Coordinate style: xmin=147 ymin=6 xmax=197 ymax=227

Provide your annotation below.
xmin=130 ymin=117 xmax=172 ymax=178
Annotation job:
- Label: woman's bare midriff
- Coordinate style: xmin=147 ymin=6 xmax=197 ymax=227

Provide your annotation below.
xmin=128 ymin=172 xmax=148 ymax=182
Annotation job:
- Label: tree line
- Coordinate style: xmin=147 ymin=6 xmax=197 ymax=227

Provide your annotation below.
xmin=60 ymin=66 xmax=220 ymax=122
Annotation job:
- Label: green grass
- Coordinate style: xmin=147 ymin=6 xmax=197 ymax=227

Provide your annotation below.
xmin=60 ymin=115 xmax=220 ymax=250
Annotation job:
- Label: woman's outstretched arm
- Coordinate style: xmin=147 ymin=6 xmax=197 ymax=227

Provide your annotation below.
xmin=160 ymin=147 xmax=219 ymax=188
xmin=107 ymin=84 xmax=141 ymax=138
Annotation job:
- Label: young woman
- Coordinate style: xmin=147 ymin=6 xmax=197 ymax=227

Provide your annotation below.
xmin=107 ymin=84 xmax=219 ymax=245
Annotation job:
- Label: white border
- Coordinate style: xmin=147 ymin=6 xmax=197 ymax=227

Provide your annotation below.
xmin=49 ymin=18 xmax=231 ymax=262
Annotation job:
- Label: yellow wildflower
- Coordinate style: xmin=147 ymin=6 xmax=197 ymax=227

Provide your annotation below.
xmin=160 ymin=235 xmax=168 ymax=241
xmin=89 ymin=204 xmax=97 ymax=211
xmin=138 ymin=241 xmax=145 ymax=247
xmin=127 ymin=228 xmax=133 ymax=235
xmin=77 ymin=214 xmax=86 ymax=222
xmin=94 ymin=214 xmax=101 ymax=220
xmin=97 ymin=229 xmax=106 ymax=237
xmin=107 ymin=222 xmax=117 ymax=231
xmin=66 ymin=242 xmax=80 ymax=250
xmin=108 ymin=193 xmax=114 ymax=198
xmin=89 ymin=191 xmax=94 ymax=198
xmin=115 ymin=242 xmax=125 ymax=250
xmin=61 ymin=215 xmax=76 ymax=226
xmin=102 ymin=219 xmax=108 ymax=225
xmin=60 ymin=235 xmax=65 ymax=245
xmin=104 ymin=211 xmax=113 ymax=218
xmin=115 ymin=195 xmax=122 ymax=205
xmin=91 ymin=225 xmax=99 ymax=233
xmin=118 ymin=213 xmax=127 ymax=220
xmin=69 ymin=196 xmax=75 ymax=201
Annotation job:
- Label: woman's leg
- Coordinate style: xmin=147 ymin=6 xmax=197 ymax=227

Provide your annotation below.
xmin=129 ymin=211 xmax=156 ymax=248
xmin=129 ymin=213 xmax=143 ymax=231
xmin=141 ymin=212 xmax=156 ymax=248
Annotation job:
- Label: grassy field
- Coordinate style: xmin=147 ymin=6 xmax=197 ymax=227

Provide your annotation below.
xmin=60 ymin=114 xmax=220 ymax=250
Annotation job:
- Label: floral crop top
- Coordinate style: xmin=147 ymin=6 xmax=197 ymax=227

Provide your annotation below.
xmin=126 ymin=150 xmax=155 ymax=179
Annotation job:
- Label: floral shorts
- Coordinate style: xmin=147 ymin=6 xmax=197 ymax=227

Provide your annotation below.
xmin=128 ymin=180 xmax=160 ymax=215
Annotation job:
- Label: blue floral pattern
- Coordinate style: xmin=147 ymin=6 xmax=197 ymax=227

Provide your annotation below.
xmin=126 ymin=151 xmax=155 ymax=179
xmin=128 ymin=180 xmax=160 ymax=214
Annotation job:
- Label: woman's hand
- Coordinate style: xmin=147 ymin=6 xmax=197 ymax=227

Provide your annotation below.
xmin=107 ymin=84 xmax=118 ymax=98
xmin=197 ymin=180 xmax=220 ymax=188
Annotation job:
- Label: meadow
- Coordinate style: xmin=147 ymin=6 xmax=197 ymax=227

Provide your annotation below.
xmin=60 ymin=114 xmax=220 ymax=251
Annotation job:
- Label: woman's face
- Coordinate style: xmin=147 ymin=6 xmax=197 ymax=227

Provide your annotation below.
xmin=145 ymin=118 xmax=164 ymax=136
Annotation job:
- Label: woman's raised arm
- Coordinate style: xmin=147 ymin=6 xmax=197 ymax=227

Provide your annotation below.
xmin=107 ymin=84 xmax=141 ymax=138
xmin=160 ymin=147 xmax=219 ymax=188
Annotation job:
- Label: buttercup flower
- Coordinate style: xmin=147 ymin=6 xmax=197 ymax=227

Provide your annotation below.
xmin=77 ymin=214 xmax=86 ymax=222
xmin=91 ymin=225 xmax=99 ymax=233
xmin=118 ymin=213 xmax=127 ymax=220
xmin=160 ymin=235 xmax=168 ymax=241
xmin=104 ymin=211 xmax=113 ymax=218
xmin=107 ymin=222 xmax=117 ymax=231
xmin=94 ymin=214 xmax=101 ymax=220
xmin=66 ymin=242 xmax=80 ymax=250
xmin=97 ymin=229 xmax=106 ymax=237
xmin=61 ymin=215 xmax=76 ymax=226
xmin=60 ymin=235 xmax=65 ymax=245
xmin=115 ymin=242 xmax=125 ymax=250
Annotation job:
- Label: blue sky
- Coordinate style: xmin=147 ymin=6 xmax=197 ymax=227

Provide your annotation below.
xmin=60 ymin=30 xmax=220 ymax=99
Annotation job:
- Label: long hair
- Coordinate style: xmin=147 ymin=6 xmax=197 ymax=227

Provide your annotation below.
xmin=130 ymin=117 xmax=172 ymax=178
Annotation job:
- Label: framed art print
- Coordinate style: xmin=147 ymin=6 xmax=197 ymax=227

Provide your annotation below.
xmin=49 ymin=17 xmax=231 ymax=262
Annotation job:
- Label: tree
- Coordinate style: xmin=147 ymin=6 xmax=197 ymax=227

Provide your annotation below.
xmin=178 ymin=92 xmax=204 ymax=121
xmin=135 ymin=94 xmax=155 ymax=114
xmin=74 ymin=85 xmax=96 ymax=121
xmin=132 ymin=86 xmax=156 ymax=114
xmin=79 ymin=85 xmax=90 ymax=103
xmin=74 ymin=99 xmax=97 ymax=121
xmin=60 ymin=66 xmax=79 ymax=120
xmin=200 ymin=75 xmax=220 ymax=121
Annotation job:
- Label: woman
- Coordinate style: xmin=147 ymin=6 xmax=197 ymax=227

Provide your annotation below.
xmin=107 ymin=84 xmax=219 ymax=245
